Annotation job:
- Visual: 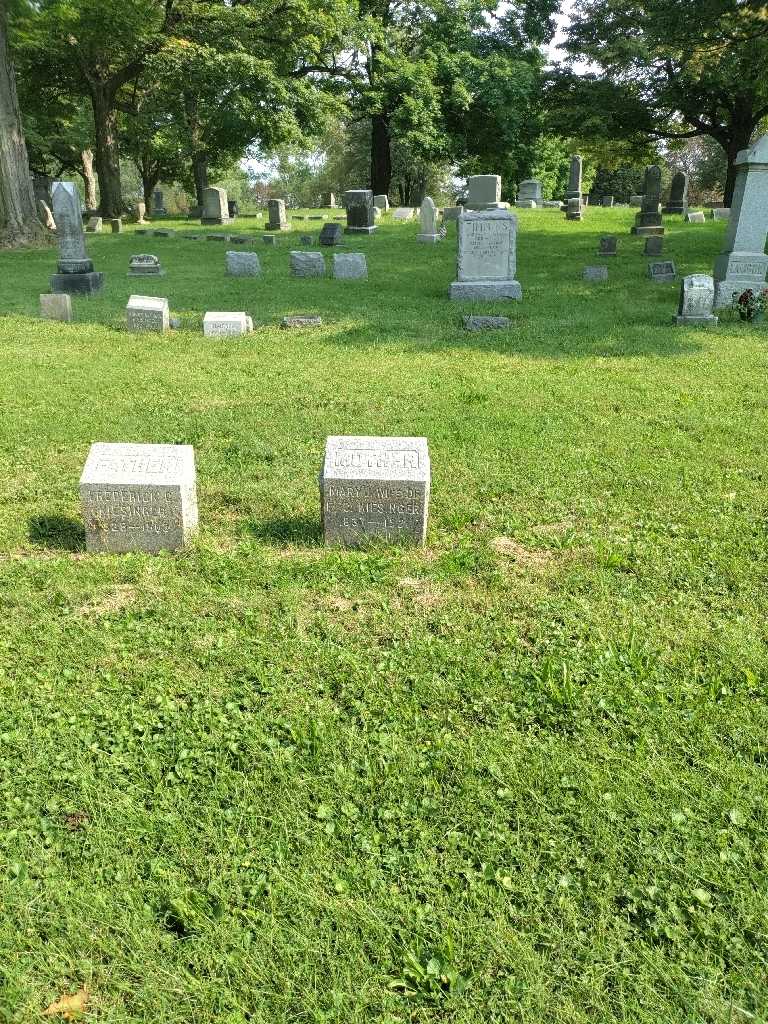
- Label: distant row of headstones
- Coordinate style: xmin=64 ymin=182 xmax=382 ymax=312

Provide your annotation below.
xmin=79 ymin=437 xmax=430 ymax=554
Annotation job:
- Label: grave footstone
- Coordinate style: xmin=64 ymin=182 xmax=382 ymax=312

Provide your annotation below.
xmin=226 ymin=251 xmax=261 ymax=277
xmin=344 ymin=190 xmax=376 ymax=234
xmin=267 ymin=198 xmax=289 ymax=231
xmin=449 ymin=209 xmax=521 ymax=300
xmin=686 ymin=211 xmax=705 ymax=223
xmin=40 ymin=293 xmax=72 ymax=322
xmin=516 ymin=180 xmax=542 ymax=208
xmin=333 ymin=253 xmax=367 ymax=279
xmin=598 ymin=235 xmax=617 ymax=256
xmin=648 ymin=260 xmax=677 ymax=283
xmin=417 ymin=197 xmax=440 ymax=243
xmin=282 ymin=315 xmax=322 ymax=328
xmin=126 ymin=294 xmax=170 ymax=332
xmin=674 ymin=274 xmax=718 ymax=326
xmin=631 ymin=166 xmax=665 ymax=236
xmin=713 ymin=134 xmax=768 ymax=307
xmin=320 ymin=435 xmax=430 ymax=547
xmin=86 ymin=216 xmax=102 ymax=233
xmin=463 ymin=315 xmax=511 ymax=331
xmin=663 ymin=171 xmax=689 ymax=214
xmin=319 ymin=223 xmax=343 ymax=246
xmin=201 ymin=186 xmax=230 ymax=225
xmin=291 ymin=251 xmax=326 ymax=277
xmin=583 ymin=266 xmax=608 ymax=282
xmin=128 ymin=254 xmax=165 ymax=277
xmin=466 ymin=175 xmax=507 ymax=210
xmin=203 ymin=311 xmax=254 ymax=336
xmin=50 ymin=182 xmax=104 ymax=295
xmin=80 ymin=442 xmax=197 ymax=554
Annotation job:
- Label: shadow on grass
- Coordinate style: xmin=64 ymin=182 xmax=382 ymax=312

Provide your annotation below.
xmin=246 ymin=515 xmax=321 ymax=547
xmin=28 ymin=515 xmax=86 ymax=552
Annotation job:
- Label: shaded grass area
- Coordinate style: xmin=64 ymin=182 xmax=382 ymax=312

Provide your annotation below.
xmin=0 ymin=209 xmax=767 ymax=1023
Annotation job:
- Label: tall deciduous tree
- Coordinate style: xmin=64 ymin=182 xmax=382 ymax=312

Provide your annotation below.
xmin=551 ymin=0 xmax=768 ymax=204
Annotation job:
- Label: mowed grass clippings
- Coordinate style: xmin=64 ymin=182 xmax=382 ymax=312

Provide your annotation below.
xmin=0 ymin=209 xmax=767 ymax=1024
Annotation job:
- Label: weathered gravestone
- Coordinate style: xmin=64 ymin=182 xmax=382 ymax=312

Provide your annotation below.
xmin=227 ymin=199 xmax=239 ymax=219
xmin=516 ymin=180 xmax=542 ymax=208
xmin=127 ymin=254 xmax=165 ymax=277
xmin=319 ymin=222 xmax=343 ymax=246
xmin=153 ymin=189 xmax=167 ymax=214
xmin=80 ymin=442 xmax=198 ymax=555
xmin=134 ymin=201 xmax=147 ymax=224
xmin=449 ymin=209 xmax=522 ymax=300
xmin=566 ymin=155 xmax=582 ymax=203
xmin=86 ymin=216 xmax=102 ymax=232
xmin=50 ymin=182 xmax=104 ymax=295
xmin=126 ymin=295 xmax=170 ymax=332
xmin=598 ymin=235 xmax=617 ymax=256
xmin=201 ymin=187 xmax=230 ymax=225
xmin=226 ymin=251 xmax=261 ymax=277
xmin=110 ymin=218 xmax=122 ymax=233
xmin=333 ymin=253 xmax=367 ymax=279
xmin=282 ymin=316 xmax=323 ymax=328
xmin=320 ymin=436 xmax=430 ymax=547
xmin=601 ymin=196 xmax=614 ymax=207
xmin=463 ymin=315 xmax=511 ymax=331
xmin=644 ymin=236 xmax=664 ymax=256
xmin=323 ymin=192 xmax=336 ymax=207
xmin=392 ymin=207 xmax=415 ymax=221
xmin=713 ymin=134 xmax=768 ymax=307
xmin=300 ymin=234 xmax=313 ymax=245
xmin=291 ymin=251 xmax=326 ymax=277
xmin=373 ymin=194 xmax=389 ymax=211
xmin=443 ymin=206 xmax=464 ymax=222
xmin=583 ymin=266 xmax=608 ymax=282
xmin=466 ymin=175 xmax=507 ymax=210
xmin=417 ymin=197 xmax=440 ymax=243
xmin=631 ymin=166 xmax=665 ymax=236
xmin=648 ymin=260 xmax=677 ymax=283
xmin=630 ymin=194 xmax=643 ymax=207
xmin=663 ymin=171 xmax=689 ymax=215
xmin=203 ymin=311 xmax=254 ymax=336
xmin=344 ymin=190 xmax=376 ymax=234
xmin=712 ymin=208 xmax=732 ymax=221
xmin=686 ymin=211 xmax=706 ymax=223
xmin=674 ymin=274 xmax=718 ymax=326
xmin=566 ymin=196 xmax=583 ymax=222
xmin=40 ymin=293 xmax=72 ymax=322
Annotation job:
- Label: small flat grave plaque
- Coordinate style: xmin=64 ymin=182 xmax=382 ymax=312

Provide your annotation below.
xmin=128 ymin=254 xmax=164 ymax=276
xmin=203 ymin=311 xmax=254 ymax=336
xmin=583 ymin=266 xmax=608 ymax=282
xmin=648 ymin=260 xmax=677 ymax=283
xmin=463 ymin=315 xmax=511 ymax=331
xmin=281 ymin=316 xmax=323 ymax=328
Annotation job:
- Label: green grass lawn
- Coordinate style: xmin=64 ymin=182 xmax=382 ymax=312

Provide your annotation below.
xmin=1 ymin=208 xmax=767 ymax=1024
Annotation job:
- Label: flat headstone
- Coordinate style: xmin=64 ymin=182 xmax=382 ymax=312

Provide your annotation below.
xmin=463 ymin=315 xmax=511 ymax=331
xmin=648 ymin=260 xmax=677 ymax=283
xmin=674 ymin=274 xmax=718 ymax=326
xmin=128 ymin=254 xmax=164 ymax=277
xmin=644 ymin=236 xmax=664 ymax=256
xmin=40 ymin=293 xmax=72 ymax=322
xmin=79 ymin=442 xmax=198 ymax=554
xmin=583 ymin=266 xmax=608 ymax=282
xmin=267 ymin=199 xmax=289 ymax=231
xmin=135 ymin=229 xmax=150 ymax=236
xmin=50 ymin=182 xmax=104 ymax=295
xmin=203 ymin=311 xmax=254 ymax=336
xmin=392 ymin=207 xmax=415 ymax=221
xmin=319 ymin=223 xmax=343 ymax=246
xmin=291 ymin=251 xmax=326 ymax=277
xmin=417 ymin=197 xmax=440 ymax=243
xmin=542 ymin=201 xmax=563 ymax=209
xmin=126 ymin=294 xmax=170 ymax=332
xmin=229 ymin=235 xmax=251 ymax=244
xmin=449 ymin=209 xmax=522 ymax=300
xmin=320 ymin=435 xmax=430 ymax=547
xmin=226 ymin=251 xmax=261 ymax=276
xmin=202 ymin=186 xmax=230 ymax=225
xmin=206 ymin=233 xmax=229 ymax=242
xmin=153 ymin=229 xmax=175 ymax=238
xmin=308 ymin=215 xmax=326 ymax=221
xmin=281 ymin=316 xmax=323 ymax=328
xmin=686 ymin=211 xmax=705 ymax=223
xmin=85 ymin=217 xmax=102 ymax=233
xmin=333 ymin=252 xmax=367 ymax=279
xmin=110 ymin=219 xmax=122 ymax=233
xmin=598 ymin=235 xmax=617 ymax=256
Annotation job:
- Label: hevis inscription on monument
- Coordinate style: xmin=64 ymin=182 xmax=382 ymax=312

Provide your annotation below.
xmin=449 ymin=209 xmax=521 ymax=299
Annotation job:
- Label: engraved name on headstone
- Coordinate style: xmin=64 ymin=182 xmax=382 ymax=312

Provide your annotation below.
xmin=449 ymin=209 xmax=522 ymax=300
xmin=126 ymin=295 xmax=170 ymax=332
xmin=648 ymin=260 xmax=677 ymax=283
xmin=713 ymin=134 xmax=768 ymax=307
xmin=674 ymin=274 xmax=718 ymax=326
xmin=203 ymin=311 xmax=254 ymax=336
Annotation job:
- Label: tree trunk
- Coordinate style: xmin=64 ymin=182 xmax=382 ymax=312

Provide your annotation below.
xmin=91 ymin=86 xmax=123 ymax=217
xmin=80 ymin=149 xmax=97 ymax=210
xmin=0 ymin=4 xmax=47 ymax=247
xmin=192 ymin=151 xmax=208 ymax=206
xmin=142 ymin=170 xmax=160 ymax=213
xmin=370 ymin=112 xmax=391 ymax=197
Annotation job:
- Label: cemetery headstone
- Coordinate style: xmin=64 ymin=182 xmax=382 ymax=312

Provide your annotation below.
xmin=127 ymin=254 xmax=165 ymax=277
xmin=629 ymin=194 xmax=643 ymax=207
xmin=320 ymin=435 xmax=430 ymax=547
xmin=262 ymin=234 xmax=277 ymax=246
xmin=686 ymin=211 xmax=705 ymax=223
xmin=373 ymin=194 xmax=389 ymax=211
xmin=323 ymin=192 xmax=337 ymax=207
xmin=344 ymin=190 xmax=377 ymax=234
xmin=713 ymin=133 xmax=768 ymax=307
xmin=153 ymin=189 xmax=167 ymax=214
xmin=449 ymin=209 xmax=522 ymax=300
xmin=712 ymin=208 xmax=731 ymax=221
xmin=463 ymin=315 xmax=511 ymax=331
xmin=201 ymin=186 xmax=230 ymax=225
xmin=110 ymin=218 xmax=122 ymax=233
xmin=674 ymin=274 xmax=719 ymax=326
xmin=79 ymin=442 xmax=197 ymax=554
xmin=226 ymin=251 xmax=261 ymax=277
xmin=50 ymin=181 xmax=104 ymax=295
xmin=644 ymin=236 xmax=664 ymax=256
xmin=566 ymin=196 xmax=583 ymax=222
xmin=542 ymin=201 xmax=563 ymax=209
xmin=631 ymin=165 xmax=665 ymax=236
xmin=333 ymin=253 xmax=367 ymax=279
xmin=267 ymin=198 xmax=289 ymax=230
xmin=227 ymin=199 xmax=239 ymax=219
xmin=300 ymin=234 xmax=313 ymax=245
xmin=134 ymin=201 xmax=147 ymax=224
xmin=601 ymin=196 xmax=614 ymax=207
xmin=647 ymin=260 xmax=677 ymax=283
xmin=516 ymin=180 xmax=542 ymax=208
xmin=203 ymin=311 xmax=254 ymax=336
xmin=291 ymin=251 xmax=326 ymax=277
xmin=663 ymin=171 xmax=689 ymax=214
xmin=566 ymin=155 xmax=582 ymax=203
xmin=187 ymin=205 xmax=202 ymax=219
xmin=39 ymin=293 xmax=72 ymax=322
xmin=417 ymin=197 xmax=440 ymax=243
xmin=583 ymin=266 xmax=608 ymax=282
xmin=86 ymin=216 xmax=102 ymax=233
xmin=282 ymin=316 xmax=323 ymax=328
xmin=38 ymin=200 xmax=56 ymax=231
xmin=392 ymin=207 xmax=415 ymax=221
xmin=319 ymin=222 xmax=343 ymax=246
xmin=443 ymin=206 xmax=464 ymax=222
xmin=598 ymin=235 xmax=617 ymax=256
xmin=126 ymin=294 xmax=170 ymax=332
xmin=466 ymin=175 xmax=507 ymax=210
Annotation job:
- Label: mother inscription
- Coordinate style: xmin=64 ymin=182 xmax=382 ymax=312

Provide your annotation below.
xmin=449 ymin=209 xmax=521 ymax=300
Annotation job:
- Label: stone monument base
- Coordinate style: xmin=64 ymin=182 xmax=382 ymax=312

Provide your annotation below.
xmin=344 ymin=225 xmax=377 ymax=234
xmin=674 ymin=314 xmax=718 ymax=326
xmin=417 ymin=233 xmax=440 ymax=244
xmin=449 ymin=280 xmax=522 ymax=300
xmin=631 ymin=226 xmax=665 ymax=236
xmin=51 ymin=271 xmax=104 ymax=295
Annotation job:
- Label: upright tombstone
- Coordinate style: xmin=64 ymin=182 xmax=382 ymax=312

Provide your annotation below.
xmin=267 ymin=198 xmax=289 ymax=231
xmin=203 ymin=311 xmax=254 ymax=336
xmin=674 ymin=275 xmax=718 ymax=326
xmin=227 ymin=199 xmax=239 ymax=219
xmin=631 ymin=165 xmax=665 ymax=236
xmin=128 ymin=254 xmax=165 ymax=277
xmin=566 ymin=155 xmax=582 ymax=203
xmin=663 ymin=171 xmax=689 ymax=215
xmin=443 ymin=206 xmax=463 ymax=222
xmin=687 ymin=211 xmax=705 ymax=223
xmin=79 ymin=442 xmax=198 ymax=555
xmin=344 ymin=190 xmax=376 ymax=234
xmin=449 ymin=209 xmax=521 ymax=300
xmin=226 ymin=251 xmax=261 ymax=277
xmin=320 ymin=436 xmax=430 ymax=547
xmin=85 ymin=216 xmax=102 ymax=233
xmin=290 ymin=251 xmax=326 ymax=277
xmin=110 ymin=218 xmax=122 ymax=233
xmin=319 ymin=222 xmax=343 ymax=246
xmin=40 ymin=293 xmax=72 ymax=322
xmin=50 ymin=182 xmax=104 ymax=295
xmin=201 ymin=187 xmax=230 ymax=225
xmin=153 ymin=189 xmax=167 ymax=214
xmin=126 ymin=295 xmax=170 ymax=332
xmin=333 ymin=253 xmax=367 ymax=279
xmin=373 ymin=194 xmax=389 ymax=212
xmin=712 ymin=208 xmax=731 ymax=221
xmin=417 ymin=197 xmax=440 ymax=243
xmin=644 ymin=235 xmax=664 ymax=256
xmin=598 ymin=235 xmax=617 ymax=256
xmin=323 ymin=192 xmax=337 ymax=208
xmin=516 ymin=180 xmax=542 ymax=208
xmin=601 ymin=196 xmax=614 ymax=207
xmin=565 ymin=196 xmax=583 ymax=222
xmin=713 ymin=134 xmax=768 ymax=307
xmin=466 ymin=175 xmax=507 ymax=210
xmin=629 ymin=194 xmax=643 ymax=207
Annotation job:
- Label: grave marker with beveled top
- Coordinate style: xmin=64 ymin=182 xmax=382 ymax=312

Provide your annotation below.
xmin=201 ymin=186 xmax=230 ymax=225
xmin=449 ymin=209 xmax=521 ymax=300
xmin=374 ymin=195 xmax=389 ymax=211
xmin=674 ymin=274 xmax=718 ymax=326
xmin=126 ymin=295 xmax=170 ymax=332
xmin=598 ymin=235 xmax=617 ymax=256
xmin=80 ymin=442 xmax=198 ymax=554
xmin=86 ymin=216 xmax=102 ymax=232
xmin=687 ymin=211 xmax=705 ymax=223
xmin=333 ymin=253 xmax=367 ymax=279
xmin=644 ymin=236 xmax=664 ymax=256
xmin=516 ymin=180 xmax=542 ymax=208
xmin=50 ymin=182 xmax=104 ymax=295
xmin=319 ymin=222 xmax=343 ymax=246
xmin=320 ymin=435 xmax=430 ymax=547
xmin=583 ymin=266 xmax=608 ymax=282
xmin=713 ymin=134 xmax=768 ymax=307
